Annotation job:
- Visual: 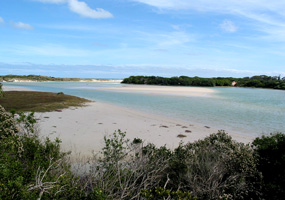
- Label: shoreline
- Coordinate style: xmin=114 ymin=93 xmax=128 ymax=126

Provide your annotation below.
xmin=35 ymin=102 xmax=254 ymax=157
xmin=2 ymin=85 xmax=254 ymax=157
xmin=1 ymin=79 xmax=122 ymax=83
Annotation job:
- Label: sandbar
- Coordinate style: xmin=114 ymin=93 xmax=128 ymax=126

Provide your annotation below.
xmin=2 ymin=86 xmax=35 ymax=91
xmin=106 ymin=84 xmax=215 ymax=96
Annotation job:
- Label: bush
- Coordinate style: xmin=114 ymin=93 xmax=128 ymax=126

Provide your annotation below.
xmin=0 ymin=105 xmax=78 ymax=199
xmin=0 ymin=83 xmax=3 ymax=97
xmin=253 ymin=133 xmax=285 ymax=200
xmin=164 ymin=131 xmax=263 ymax=200
xmin=86 ymin=130 xmax=170 ymax=199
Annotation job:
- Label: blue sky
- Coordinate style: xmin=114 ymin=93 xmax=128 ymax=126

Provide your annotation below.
xmin=1 ymin=0 xmax=285 ymax=78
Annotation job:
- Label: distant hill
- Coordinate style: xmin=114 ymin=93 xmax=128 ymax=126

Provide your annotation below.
xmin=122 ymin=75 xmax=285 ymax=90
xmin=0 ymin=75 xmax=108 ymax=82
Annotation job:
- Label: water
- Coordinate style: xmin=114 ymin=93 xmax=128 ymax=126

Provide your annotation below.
xmin=3 ymin=82 xmax=285 ymax=137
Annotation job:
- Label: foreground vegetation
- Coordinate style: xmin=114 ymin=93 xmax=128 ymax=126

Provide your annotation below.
xmin=0 ymin=75 xmax=108 ymax=82
xmin=0 ymin=91 xmax=91 ymax=112
xmin=1 ymin=83 xmax=284 ymax=199
xmin=122 ymin=75 xmax=285 ymax=90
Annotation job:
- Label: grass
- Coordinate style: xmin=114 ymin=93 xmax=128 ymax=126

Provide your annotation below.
xmin=0 ymin=91 xmax=92 ymax=112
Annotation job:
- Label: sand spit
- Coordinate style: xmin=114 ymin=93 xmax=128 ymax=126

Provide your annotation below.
xmin=108 ymin=84 xmax=215 ymax=96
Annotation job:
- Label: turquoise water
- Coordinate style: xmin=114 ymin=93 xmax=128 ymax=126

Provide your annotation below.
xmin=3 ymin=82 xmax=285 ymax=137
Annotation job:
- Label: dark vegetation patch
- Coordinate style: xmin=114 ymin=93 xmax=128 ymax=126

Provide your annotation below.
xmin=0 ymin=91 xmax=91 ymax=112
xmin=122 ymin=75 xmax=285 ymax=90
xmin=177 ymin=134 xmax=187 ymax=138
xmin=0 ymin=74 xmax=108 ymax=82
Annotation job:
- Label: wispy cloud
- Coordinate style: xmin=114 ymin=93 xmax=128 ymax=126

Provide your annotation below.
xmin=0 ymin=17 xmax=4 ymax=23
xmin=34 ymin=0 xmax=113 ymax=19
xmin=220 ymin=20 xmax=238 ymax=33
xmin=132 ymin=0 xmax=285 ymax=38
xmin=11 ymin=22 xmax=34 ymax=30
xmin=132 ymin=0 xmax=285 ymax=15
xmin=68 ymin=0 xmax=113 ymax=19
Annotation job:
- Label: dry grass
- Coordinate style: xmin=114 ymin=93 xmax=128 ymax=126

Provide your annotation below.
xmin=0 ymin=91 xmax=91 ymax=112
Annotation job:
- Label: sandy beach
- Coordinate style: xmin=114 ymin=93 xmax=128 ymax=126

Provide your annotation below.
xmin=34 ymin=103 xmax=254 ymax=158
xmin=2 ymin=85 xmax=254 ymax=157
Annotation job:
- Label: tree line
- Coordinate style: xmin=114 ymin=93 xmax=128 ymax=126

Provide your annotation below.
xmin=122 ymin=75 xmax=285 ymax=90
xmin=0 ymin=75 xmax=107 ymax=82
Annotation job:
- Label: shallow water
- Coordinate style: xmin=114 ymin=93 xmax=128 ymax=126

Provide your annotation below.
xmin=3 ymin=82 xmax=285 ymax=137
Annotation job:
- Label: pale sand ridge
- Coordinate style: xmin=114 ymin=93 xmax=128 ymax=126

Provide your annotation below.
xmin=107 ymin=84 xmax=215 ymax=96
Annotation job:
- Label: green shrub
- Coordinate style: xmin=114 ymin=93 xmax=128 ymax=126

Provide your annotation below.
xmin=0 ymin=105 xmax=76 ymax=199
xmin=162 ymin=131 xmax=263 ymax=200
xmin=0 ymin=83 xmax=3 ymax=97
xmin=253 ymin=133 xmax=285 ymax=200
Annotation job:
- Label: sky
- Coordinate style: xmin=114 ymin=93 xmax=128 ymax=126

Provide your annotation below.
xmin=1 ymin=0 xmax=285 ymax=78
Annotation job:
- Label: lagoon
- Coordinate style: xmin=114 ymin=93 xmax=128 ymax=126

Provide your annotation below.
xmin=3 ymin=81 xmax=285 ymax=138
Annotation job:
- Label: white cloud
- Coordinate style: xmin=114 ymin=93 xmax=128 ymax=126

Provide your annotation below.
xmin=132 ymin=0 xmax=285 ymax=13
xmin=34 ymin=0 xmax=113 ymax=19
xmin=133 ymin=0 xmax=285 ymax=41
xmin=68 ymin=0 xmax=113 ymax=19
xmin=12 ymin=22 xmax=34 ymax=30
xmin=0 ymin=17 xmax=4 ymax=23
xmin=132 ymin=0 xmax=285 ymax=26
xmin=220 ymin=20 xmax=238 ymax=33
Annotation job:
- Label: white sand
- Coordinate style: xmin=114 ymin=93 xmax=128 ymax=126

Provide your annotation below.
xmin=2 ymin=86 xmax=35 ymax=91
xmin=107 ymin=84 xmax=215 ymax=96
xmin=35 ymin=102 xmax=253 ymax=157
xmin=2 ymin=85 xmax=253 ymax=157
